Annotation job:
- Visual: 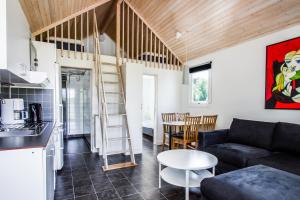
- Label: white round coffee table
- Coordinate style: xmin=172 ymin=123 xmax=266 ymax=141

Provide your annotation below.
xmin=157 ymin=149 xmax=218 ymax=200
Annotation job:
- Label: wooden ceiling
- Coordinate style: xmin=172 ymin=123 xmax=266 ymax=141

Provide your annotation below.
xmin=127 ymin=0 xmax=300 ymax=60
xmin=19 ymin=0 xmax=113 ymax=33
xmin=20 ymin=0 xmax=300 ymax=61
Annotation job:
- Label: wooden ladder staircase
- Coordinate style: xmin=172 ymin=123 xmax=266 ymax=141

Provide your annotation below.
xmin=94 ymin=15 xmax=136 ymax=171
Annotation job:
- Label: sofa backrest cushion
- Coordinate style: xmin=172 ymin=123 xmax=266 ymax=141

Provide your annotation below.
xmin=273 ymin=122 xmax=300 ymax=154
xmin=228 ymin=118 xmax=276 ymax=150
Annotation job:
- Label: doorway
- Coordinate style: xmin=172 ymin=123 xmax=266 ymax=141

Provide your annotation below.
xmin=61 ymin=67 xmax=92 ymax=153
xmin=142 ymin=75 xmax=157 ymax=146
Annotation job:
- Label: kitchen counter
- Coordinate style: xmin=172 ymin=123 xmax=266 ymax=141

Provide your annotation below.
xmin=0 ymin=122 xmax=55 ymax=150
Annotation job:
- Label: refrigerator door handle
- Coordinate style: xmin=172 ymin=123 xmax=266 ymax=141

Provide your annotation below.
xmin=59 ymin=104 xmax=63 ymax=126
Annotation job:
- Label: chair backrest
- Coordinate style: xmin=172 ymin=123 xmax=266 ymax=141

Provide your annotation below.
xmin=201 ymin=115 xmax=218 ymax=131
xmin=184 ymin=116 xmax=202 ymax=142
xmin=162 ymin=113 xmax=176 ymax=133
xmin=177 ymin=112 xmax=190 ymax=121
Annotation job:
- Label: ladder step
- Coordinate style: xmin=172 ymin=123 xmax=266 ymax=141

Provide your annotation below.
xmin=102 ymin=72 xmax=119 ymax=75
xmin=108 ymin=113 xmax=127 ymax=116
xmin=106 ymin=150 xmax=130 ymax=155
xmin=102 ymin=162 xmax=136 ymax=171
xmin=108 ymin=137 xmax=130 ymax=141
xmin=105 ymin=91 xmax=122 ymax=94
xmin=101 ymin=62 xmax=116 ymax=66
xmin=107 ymin=102 xmax=124 ymax=105
xmin=104 ymin=81 xmax=119 ymax=84
xmin=107 ymin=125 xmax=124 ymax=128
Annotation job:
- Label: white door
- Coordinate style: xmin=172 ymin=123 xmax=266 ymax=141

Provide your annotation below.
xmin=142 ymin=75 xmax=157 ymax=143
xmin=123 ymin=63 xmax=143 ymax=154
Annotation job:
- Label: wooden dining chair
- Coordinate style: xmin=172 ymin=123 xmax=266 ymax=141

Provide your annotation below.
xmin=201 ymin=115 xmax=218 ymax=131
xmin=162 ymin=113 xmax=176 ymax=151
xmin=177 ymin=113 xmax=190 ymax=121
xmin=176 ymin=112 xmax=190 ymax=132
xmin=172 ymin=116 xmax=202 ymax=149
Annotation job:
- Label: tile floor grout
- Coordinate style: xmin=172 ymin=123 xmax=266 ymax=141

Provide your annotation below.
xmin=55 ymin=137 xmax=201 ymax=200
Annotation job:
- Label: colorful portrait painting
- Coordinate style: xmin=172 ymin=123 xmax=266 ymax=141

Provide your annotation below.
xmin=265 ymin=37 xmax=300 ymax=109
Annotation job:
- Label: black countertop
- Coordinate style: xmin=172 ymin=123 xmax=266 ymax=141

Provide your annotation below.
xmin=0 ymin=122 xmax=55 ymax=150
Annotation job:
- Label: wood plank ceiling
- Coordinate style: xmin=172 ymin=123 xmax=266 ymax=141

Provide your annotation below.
xmin=19 ymin=0 xmax=113 ymax=34
xmin=128 ymin=0 xmax=300 ymax=61
xmin=20 ymin=0 xmax=300 ymax=61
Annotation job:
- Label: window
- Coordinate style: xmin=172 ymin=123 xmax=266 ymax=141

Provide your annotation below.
xmin=189 ymin=62 xmax=211 ymax=104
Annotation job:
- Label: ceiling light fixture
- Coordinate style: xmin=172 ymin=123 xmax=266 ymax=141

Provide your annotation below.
xmin=176 ymin=32 xmax=182 ymax=39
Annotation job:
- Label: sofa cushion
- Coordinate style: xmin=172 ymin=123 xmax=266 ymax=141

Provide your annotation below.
xmin=201 ymin=165 xmax=300 ymax=200
xmin=248 ymin=152 xmax=300 ymax=176
xmin=205 ymin=143 xmax=271 ymax=168
xmin=228 ymin=118 xmax=276 ymax=150
xmin=273 ymin=122 xmax=300 ymax=154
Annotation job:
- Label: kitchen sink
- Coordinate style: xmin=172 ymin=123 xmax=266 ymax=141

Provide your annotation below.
xmin=0 ymin=130 xmax=36 ymax=137
xmin=0 ymin=123 xmax=47 ymax=137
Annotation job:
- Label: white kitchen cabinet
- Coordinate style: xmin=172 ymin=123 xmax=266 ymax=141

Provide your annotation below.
xmin=45 ymin=134 xmax=55 ymax=200
xmin=0 ymin=132 xmax=56 ymax=200
xmin=32 ymin=41 xmax=57 ymax=88
xmin=0 ymin=0 xmax=30 ymax=69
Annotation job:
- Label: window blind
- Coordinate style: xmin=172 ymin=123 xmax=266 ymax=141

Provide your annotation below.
xmin=189 ymin=61 xmax=212 ymax=73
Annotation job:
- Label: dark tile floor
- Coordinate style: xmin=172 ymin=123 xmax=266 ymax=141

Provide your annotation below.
xmin=55 ymin=137 xmax=202 ymax=200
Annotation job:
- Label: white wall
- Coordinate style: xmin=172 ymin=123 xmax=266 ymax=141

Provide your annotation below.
xmin=143 ymin=67 xmax=183 ymax=145
xmin=0 ymin=0 xmax=7 ymax=68
xmin=6 ymin=0 xmax=30 ymax=68
xmin=183 ymin=24 xmax=300 ymax=129
xmin=124 ymin=62 xmax=183 ymax=147
xmin=84 ymin=33 xmax=116 ymax=56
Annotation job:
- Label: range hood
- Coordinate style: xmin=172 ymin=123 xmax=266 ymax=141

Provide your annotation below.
xmin=0 ymin=66 xmax=49 ymax=87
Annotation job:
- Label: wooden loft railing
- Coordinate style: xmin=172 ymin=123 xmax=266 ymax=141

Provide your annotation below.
xmin=117 ymin=0 xmax=183 ymax=70
xmin=30 ymin=0 xmax=183 ymax=71
xmin=32 ymin=8 xmax=98 ymax=61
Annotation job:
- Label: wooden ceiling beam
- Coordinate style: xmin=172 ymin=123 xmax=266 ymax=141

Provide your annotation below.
xmin=31 ymin=0 xmax=112 ymax=37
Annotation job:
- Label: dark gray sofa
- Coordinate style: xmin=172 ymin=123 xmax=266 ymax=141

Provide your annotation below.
xmin=201 ymin=165 xmax=300 ymax=200
xmin=198 ymin=118 xmax=300 ymax=175
xmin=199 ymin=118 xmax=300 ymax=200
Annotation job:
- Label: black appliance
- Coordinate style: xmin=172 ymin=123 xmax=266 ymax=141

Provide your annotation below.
xmin=29 ymin=103 xmax=43 ymax=123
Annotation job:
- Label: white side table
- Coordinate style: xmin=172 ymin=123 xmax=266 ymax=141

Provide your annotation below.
xmin=157 ymin=149 xmax=218 ymax=200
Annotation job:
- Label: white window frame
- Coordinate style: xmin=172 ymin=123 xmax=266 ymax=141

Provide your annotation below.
xmin=188 ymin=68 xmax=212 ymax=107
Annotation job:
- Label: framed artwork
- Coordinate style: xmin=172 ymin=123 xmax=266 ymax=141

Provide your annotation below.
xmin=265 ymin=37 xmax=300 ymax=110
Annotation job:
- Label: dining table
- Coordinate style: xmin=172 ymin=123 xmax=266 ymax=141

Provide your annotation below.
xmin=162 ymin=121 xmax=185 ymax=150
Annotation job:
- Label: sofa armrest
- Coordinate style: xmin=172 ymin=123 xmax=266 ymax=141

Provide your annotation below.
xmin=198 ymin=129 xmax=229 ymax=150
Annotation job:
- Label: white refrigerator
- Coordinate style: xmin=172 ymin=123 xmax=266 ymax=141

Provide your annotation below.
xmin=54 ymin=62 xmax=64 ymax=170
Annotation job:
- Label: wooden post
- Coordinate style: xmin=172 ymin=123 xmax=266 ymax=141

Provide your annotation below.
xmin=93 ymin=9 xmax=96 ymax=61
xmin=150 ymin=31 xmax=152 ymax=67
xmin=126 ymin=3 xmax=129 ymax=62
xmin=61 ymin=23 xmax=63 ymax=57
xmin=131 ymin=10 xmax=134 ymax=62
xmin=136 ymin=17 xmax=139 ymax=63
xmin=68 ymin=20 xmax=70 ymax=58
xmin=145 ymin=27 xmax=148 ymax=67
xmin=74 ymin=16 xmax=77 ymax=59
xmin=154 ymin=35 xmax=156 ymax=68
xmin=116 ymin=1 xmax=121 ymax=67
xmin=54 ymin=26 xmax=57 ymax=49
xmin=81 ymin=14 xmax=83 ymax=59
xmin=122 ymin=1 xmax=124 ymax=63
xmin=158 ymin=41 xmax=161 ymax=68
xmin=87 ymin=11 xmax=89 ymax=60
xmin=141 ymin=21 xmax=143 ymax=64
xmin=47 ymin=30 xmax=49 ymax=43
